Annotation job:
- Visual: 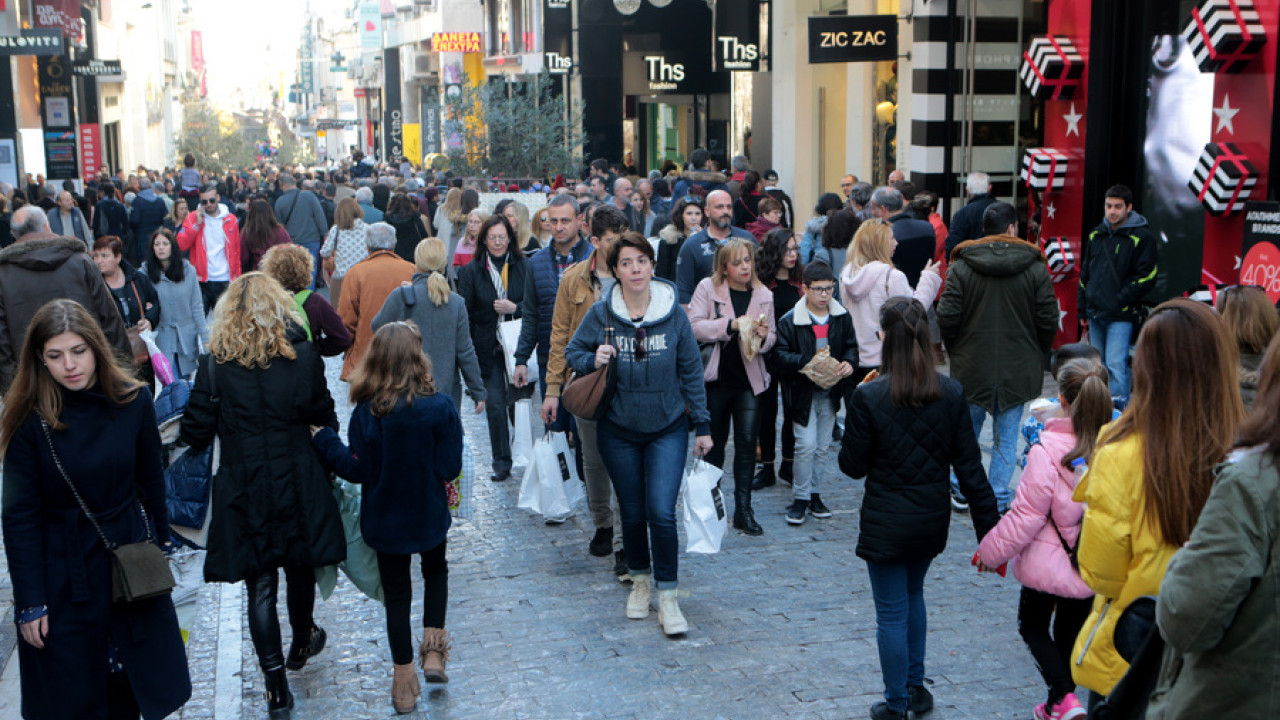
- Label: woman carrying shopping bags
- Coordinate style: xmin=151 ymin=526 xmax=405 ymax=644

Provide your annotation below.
xmin=312 ymin=321 xmax=464 ymax=714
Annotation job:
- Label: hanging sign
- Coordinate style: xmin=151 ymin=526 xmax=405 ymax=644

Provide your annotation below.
xmin=73 ymin=59 xmax=123 ymax=77
xmin=0 ymin=30 xmax=64 ymax=55
xmin=807 ymin=15 xmax=897 ymax=64
xmin=714 ymin=0 xmax=762 ymax=71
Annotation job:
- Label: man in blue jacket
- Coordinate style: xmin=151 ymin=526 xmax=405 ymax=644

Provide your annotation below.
xmin=1078 ymin=184 xmax=1159 ymax=403
xmin=130 ymin=178 xmax=168 ymax=263
xmin=945 ymin=172 xmax=998 ymax=260
xmin=675 ymin=189 xmax=756 ymax=305
xmin=272 ymin=173 xmax=329 ymax=289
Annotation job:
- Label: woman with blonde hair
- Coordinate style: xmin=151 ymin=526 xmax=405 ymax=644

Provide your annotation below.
xmin=433 ymin=188 xmax=463 ymax=257
xmin=840 ymin=218 xmax=941 ymax=381
xmin=687 ymin=237 xmax=777 ymax=535
xmin=1216 ymin=284 xmax=1279 ymax=408
xmin=531 ymin=206 xmax=553 ymax=249
xmin=180 ymin=272 xmax=345 ymax=720
xmin=451 ymin=208 xmax=488 ymax=269
xmin=373 ymin=237 xmax=487 ymax=413
xmin=320 ymin=196 xmax=369 ymax=308
xmin=2 ymin=299 xmax=192 ymax=719
xmin=1072 ymin=298 xmax=1244 ymax=709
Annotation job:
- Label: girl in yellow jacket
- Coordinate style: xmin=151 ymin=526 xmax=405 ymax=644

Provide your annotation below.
xmin=1072 ymin=299 xmax=1243 ymax=703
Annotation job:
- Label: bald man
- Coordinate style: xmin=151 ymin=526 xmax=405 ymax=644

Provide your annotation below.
xmin=674 ymin=189 xmax=757 ymax=305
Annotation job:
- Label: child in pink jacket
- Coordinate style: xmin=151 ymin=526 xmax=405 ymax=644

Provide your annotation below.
xmin=976 ymin=358 xmax=1112 ymax=720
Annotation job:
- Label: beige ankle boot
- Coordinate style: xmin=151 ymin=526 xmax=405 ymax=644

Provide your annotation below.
xmin=626 ymin=574 xmax=651 ymax=619
xmin=657 ymin=589 xmax=687 ymax=636
xmin=391 ymin=663 xmax=419 ymax=714
xmin=418 ymin=628 xmax=451 ymax=683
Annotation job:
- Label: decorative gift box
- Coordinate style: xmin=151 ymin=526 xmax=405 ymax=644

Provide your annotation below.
xmin=1022 ymin=148 xmax=1069 ymax=192
xmin=1042 ymin=236 xmax=1076 ymax=284
xmin=1189 ymin=142 xmax=1258 ymax=215
xmin=1020 ymin=35 xmax=1085 ymax=100
xmin=1184 ymin=0 xmax=1267 ymax=73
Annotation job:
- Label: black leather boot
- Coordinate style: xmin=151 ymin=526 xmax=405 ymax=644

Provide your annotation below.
xmin=733 ymin=491 xmax=764 ymax=536
xmin=264 ymin=665 xmax=294 ymax=719
xmin=751 ymin=462 xmax=776 ymax=491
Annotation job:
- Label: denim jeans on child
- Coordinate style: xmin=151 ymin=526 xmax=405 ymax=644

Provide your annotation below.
xmin=792 ymin=392 xmax=836 ymax=501
xmin=866 ymin=558 xmax=933 ymax=713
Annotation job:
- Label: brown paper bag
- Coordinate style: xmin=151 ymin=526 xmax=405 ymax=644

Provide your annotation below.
xmin=738 ymin=313 xmax=766 ymax=362
xmin=800 ymin=349 xmax=843 ymax=390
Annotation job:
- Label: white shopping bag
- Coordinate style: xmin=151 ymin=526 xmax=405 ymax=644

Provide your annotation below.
xmin=517 ymin=432 xmax=584 ymax=520
xmin=682 ymin=458 xmax=727 ymax=554
xmin=498 ymin=318 xmax=538 ymax=382
xmin=510 ymin=398 xmax=535 ymax=469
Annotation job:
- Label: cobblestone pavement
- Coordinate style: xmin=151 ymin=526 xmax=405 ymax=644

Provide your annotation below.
xmin=166 ymin=355 xmax=1058 ymax=720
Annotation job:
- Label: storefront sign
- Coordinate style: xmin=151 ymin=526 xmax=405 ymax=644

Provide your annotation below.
xmin=807 ymin=15 xmax=897 ymax=64
xmin=73 ymin=59 xmax=123 ymax=77
xmin=38 ymin=54 xmax=78 ymax=179
xmin=623 ymin=48 xmax=725 ymax=95
xmin=382 ymin=48 xmax=403 ymax=162
xmin=79 ymin=123 xmax=101 ymax=178
xmin=1241 ymin=201 xmax=1280 ymax=304
xmin=420 ymin=86 xmax=440 ymax=155
xmin=546 ymin=51 xmax=573 ymax=74
xmin=714 ymin=0 xmax=761 ymax=71
xmin=32 ymin=0 xmax=83 ymax=42
xmin=547 ymin=0 xmax=570 ymax=9
xmin=0 ymin=30 xmax=64 ymax=56
xmin=359 ymin=1 xmax=382 ymax=50
xmin=403 ymin=123 xmax=421 ymax=167
xmin=432 ymin=32 xmax=482 ymax=53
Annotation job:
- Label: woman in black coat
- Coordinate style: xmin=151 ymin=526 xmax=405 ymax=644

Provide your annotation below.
xmin=838 ymin=297 xmax=1000 ymax=720
xmin=456 ymin=214 xmax=527 ymax=482
xmin=1 ymin=299 xmax=191 ymax=720
xmin=180 ymin=272 xmax=344 ymax=720
xmin=384 ymin=192 xmax=429 ymax=263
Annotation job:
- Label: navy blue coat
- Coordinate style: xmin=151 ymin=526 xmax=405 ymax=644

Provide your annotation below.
xmin=515 ymin=239 xmax=592 ymax=367
xmin=312 ymin=394 xmax=463 ymax=555
xmin=129 ymin=192 xmax=169 ymax=252
xmin=1 ymin=386 xmax=191 ymax=719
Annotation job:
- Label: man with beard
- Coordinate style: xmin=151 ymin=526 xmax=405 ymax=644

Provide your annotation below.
xmin=675 ymin=189 xmax=756 ymax=306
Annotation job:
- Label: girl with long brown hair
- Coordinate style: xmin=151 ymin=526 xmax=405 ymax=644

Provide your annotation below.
xmin=1072 ymin=298 xmax=1244 ymax=706
xmin=312 ymin=321 xmax=464 ymax=713
xmin=1216 ymin=284 xmax=1279 ymax=408
xmin=1 ymin=299 xmax=191 ymax=719
xmin=240 ymin=199 xmax=291 ymax=273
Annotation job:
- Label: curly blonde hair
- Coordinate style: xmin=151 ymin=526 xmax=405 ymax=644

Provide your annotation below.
xmin=208 ymin=272 xmax=300 ymax=368
xmin=260 ymin=244 xmax=315 ymax=293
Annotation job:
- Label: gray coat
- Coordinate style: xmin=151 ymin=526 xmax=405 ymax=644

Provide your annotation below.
xmin=371 ymin=274 xmax=487 ymax=409
xmin=144 ymin=260 xmax=209 ymax=377
xmin=273 ymin=188 xmax=329 ymax=246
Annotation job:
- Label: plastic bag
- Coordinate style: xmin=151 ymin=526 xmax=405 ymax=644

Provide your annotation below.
xmin=139 ymin=329 xmax=175 ymax=386
xmin=682 ymin=458 xmax=727 ymax=554
xmin=446 ymin=434 xmax=476 ymax=520
xmin=498 ymin=318 xmax=537 ymax=382
xmin=516 ymin=432 xmax=584 ymax=520
xmin=317 ymin=479 xmax=384 ymax=603
xmin=510 ymin=398 xmax=535 ymax=469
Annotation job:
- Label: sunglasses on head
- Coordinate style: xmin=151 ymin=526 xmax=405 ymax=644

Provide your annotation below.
xmin=681 ymin=196 xmax=704 ymax=206
xmin=634 ymin=327 xmax=648 ymax=361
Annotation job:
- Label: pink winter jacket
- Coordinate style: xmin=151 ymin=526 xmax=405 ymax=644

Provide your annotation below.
xmin=840 ymin=261 xmax=942 ymax=368
xmin=977 ymin=417 xmax=1094 ymax=599
xmin=686 ymin=277 xmax=776 ymax=395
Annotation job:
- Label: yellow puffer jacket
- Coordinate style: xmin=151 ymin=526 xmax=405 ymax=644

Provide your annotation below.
xmin=1071 ymin=433 xmax=1179 ymax=695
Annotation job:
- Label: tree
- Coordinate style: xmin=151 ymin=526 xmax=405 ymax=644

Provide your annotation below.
xmin=445 ymin=72 xmax=585 ymax=179
xmin=175 ymin=101 xmax=254 ymax=173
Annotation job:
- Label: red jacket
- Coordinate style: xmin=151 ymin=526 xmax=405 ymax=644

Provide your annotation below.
xmin=176 ymin=207 xmax=242 ymax=283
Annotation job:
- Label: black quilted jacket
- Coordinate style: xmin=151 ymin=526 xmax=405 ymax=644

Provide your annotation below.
xmin=839 ymin=374 xmax=1000 ymax=564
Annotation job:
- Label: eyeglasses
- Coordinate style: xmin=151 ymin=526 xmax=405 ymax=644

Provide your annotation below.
xmin=807 ymin=284 xmax=836 ymax=295
xmin=634 ymin=327 xmax=648 ymax=361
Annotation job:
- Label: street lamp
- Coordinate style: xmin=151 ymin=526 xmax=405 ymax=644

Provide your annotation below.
xmin=613 ymin=0 xmax=641 ymax=14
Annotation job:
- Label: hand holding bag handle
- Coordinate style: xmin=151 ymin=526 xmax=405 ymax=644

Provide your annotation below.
xmin=39 ymin=418 xmax=176 ymax=604
xmin=561 ymin=320 xmax=617 ymax=420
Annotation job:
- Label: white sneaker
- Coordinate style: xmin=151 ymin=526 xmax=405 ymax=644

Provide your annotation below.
xmin=626 ymin=575 xmax=651 ymax=619
xmin=657 ymin=589 xmax=687 ymax=635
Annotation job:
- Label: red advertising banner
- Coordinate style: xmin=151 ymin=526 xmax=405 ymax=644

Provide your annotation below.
xmin=191 ymin=31 xmax=206 ymax=97
xmin=79 ymin=123 xmax=101 ymax=178
xmin=31 ymin=0 xmax=83 ymax=41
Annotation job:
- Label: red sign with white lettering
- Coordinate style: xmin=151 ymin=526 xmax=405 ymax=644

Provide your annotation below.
xmin=32 ymin=0 xmax=82 ymax=41
xmin=79 ymin=123 xmax=101 ymax=178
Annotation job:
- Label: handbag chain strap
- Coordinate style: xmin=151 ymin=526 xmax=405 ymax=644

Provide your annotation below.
xmin=38 ymin=417 xmax=152 ymax=550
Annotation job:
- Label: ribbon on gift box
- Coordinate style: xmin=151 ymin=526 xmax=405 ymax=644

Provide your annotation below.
xmin=1196 ymin=144 xmax=1253 ymax=214
xmin=1023 ymin=149 xmax=1066 ymax=227
xmin=1191 ymin=0 xmax=1258 ymax=72
xmin=1021 ymin=36 xmax=1080 ymax=100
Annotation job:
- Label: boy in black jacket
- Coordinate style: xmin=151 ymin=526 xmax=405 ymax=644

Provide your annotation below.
xmin=771 ymin=262 xmax=859 ymax=524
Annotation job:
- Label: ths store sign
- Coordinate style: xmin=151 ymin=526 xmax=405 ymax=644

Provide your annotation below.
xmin=714 ymin=0 xmax=762 ymax=71
xmin=807 ymin=15 xmax=897 ymax=64
xmin=432 ymin=32 xmax=481 ymax=53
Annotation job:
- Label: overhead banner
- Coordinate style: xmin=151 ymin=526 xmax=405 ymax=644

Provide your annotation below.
xmin=420 ymin=86 xmax=441 ymax=155
xmin=0 ymin=30 xmax=64 ymax=56
xmin=807 ymin=15 xmax=897 ymax=64
xmin=359 ymin=2 xmax=382 ymax=50
xmin=382 ymin=48 xmax=403 ymax=162
xmin=38 ymin=54 xmax=78 ymax=179
xmin=714 ymin=0 xmax=761 ymax=71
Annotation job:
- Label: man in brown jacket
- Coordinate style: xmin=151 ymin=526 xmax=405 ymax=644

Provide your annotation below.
xmin=0 ymin=207 xmax=132 ymax=393
xmin=337 ymin=222 xmax=415 ymax=380
xmin=544 ymin=204 xmax=630 ymax=567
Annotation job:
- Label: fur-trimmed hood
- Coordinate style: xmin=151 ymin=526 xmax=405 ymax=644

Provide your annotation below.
xmin=0 ymin=235 xmax=88 ymax=271
xmin=950 ymin=234 xmax=1045 ymax=277
xmin=681 ymin=169 xmax=727 ymax=185
xmin=659 ymin=223 xmax=688 ymax=245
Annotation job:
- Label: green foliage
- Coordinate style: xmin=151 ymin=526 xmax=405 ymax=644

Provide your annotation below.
xmin=445 ymin=72 xmax=585 ymax=179
xmin=278 ymin=130 xmax=315 ymax=167
xmin=175 ymin=101 xmax=254 ymax=173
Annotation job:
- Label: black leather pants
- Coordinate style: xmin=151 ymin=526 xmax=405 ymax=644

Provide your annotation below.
xmin=245 ymin=566 xmax=317 ymax=669
xmin=706 ymin=382 xmax=761 ymax=496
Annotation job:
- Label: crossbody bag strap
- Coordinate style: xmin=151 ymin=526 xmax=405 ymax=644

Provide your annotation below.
xmin=38 ymin=418 xmax=152 ymax=549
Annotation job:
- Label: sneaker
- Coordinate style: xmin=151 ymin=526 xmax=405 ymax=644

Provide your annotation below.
xmin=949 ymin=487 xmax=969 ymax=512
xmin=908 ymin=685 xmax=933 ymax=714
xmin=1052 ymin=692 xmax=1086 ymax=720
xmin=1033 ymin=703 xmax=1051 ymax=720
xmin=786 ymin=500 xmax=808 ymax=525
xmin=808 ymin=495 xmax=832 ymax=518
xmin=588 ymin=527 xmax=613 ymax=557
xmin=869 ymin=702 xmax=907 ymax=720
xmin=284 ymin=625 xmax=327 ymax=670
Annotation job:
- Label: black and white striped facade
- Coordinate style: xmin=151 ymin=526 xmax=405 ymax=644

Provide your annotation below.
xmin=907 ymin=0 xmax=1030 ymax=206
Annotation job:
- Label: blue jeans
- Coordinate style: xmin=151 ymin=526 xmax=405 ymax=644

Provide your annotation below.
xmin=595 ymin=423 xmax=687 ymax=590
xmin=301 ymin=241 xmax=321 ymax=290
xmin=951 ymin=400 xmax=1023 ymax=509
xmin=866 ymin=558 xmax=932 ymax=712
xmin=1088 ymin=316 xmax=1132 ymax=401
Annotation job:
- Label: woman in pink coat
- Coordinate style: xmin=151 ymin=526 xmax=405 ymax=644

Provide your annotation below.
xmin=687 ymin=238 xmax=776 ymax=536
xmin=976 ymin=358 xmax=1112 ymax=720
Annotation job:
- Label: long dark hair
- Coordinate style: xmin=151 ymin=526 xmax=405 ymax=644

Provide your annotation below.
xmin=756 ymin=227 xmax=799 ymax=284
xmin=822 ymin=208 xmax=861 ymax=250
xmin=241 ymin=200 xmax=281 ymax=258
xmin=145 ymin=228 xmax=186 ymax=284
xmin=878 ymin=297 xmax=941 ymax=407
